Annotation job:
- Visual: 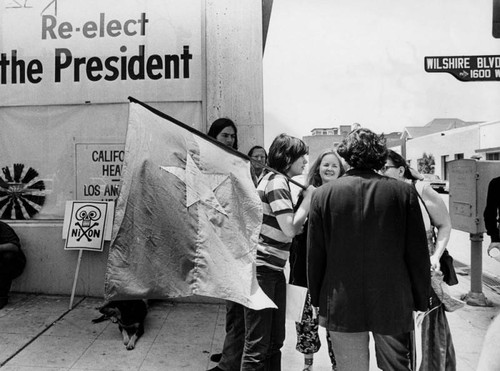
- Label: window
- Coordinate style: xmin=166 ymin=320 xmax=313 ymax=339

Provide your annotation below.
xmin=486 ymin=152 xmax=500 ymax=160
xmin=441 ymin=155 xmax=449 ymax=180
xmin=454 ymin=153 xmax=464 ymax=160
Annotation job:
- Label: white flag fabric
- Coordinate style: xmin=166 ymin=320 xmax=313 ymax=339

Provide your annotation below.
xmin=104 ymin=99 xmax=275 ymax=310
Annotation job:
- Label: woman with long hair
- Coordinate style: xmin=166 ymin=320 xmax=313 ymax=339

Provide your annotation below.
xmin=290 ymin=149 xmax=345 ymax=371
xmin=382 ymin=149 xmax=457 ymax=371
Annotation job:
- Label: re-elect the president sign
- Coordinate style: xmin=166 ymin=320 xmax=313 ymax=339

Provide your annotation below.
xmin=0 ymin=0 xmax=202 ymax=106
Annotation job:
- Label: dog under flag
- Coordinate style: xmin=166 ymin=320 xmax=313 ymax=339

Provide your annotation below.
xmin=104 ymin=98 xmax=276 ymax=310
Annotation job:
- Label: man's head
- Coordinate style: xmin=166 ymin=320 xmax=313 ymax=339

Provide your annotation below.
xmin=268 ymin=133 xmax=308 ymax=175
xmin=208 ymin=118 xmax=238 ymax=150
xmin=248 ymin=146 xmax=267 ymax=170
xmin=337 ymin=128 xmax=387 ymax=171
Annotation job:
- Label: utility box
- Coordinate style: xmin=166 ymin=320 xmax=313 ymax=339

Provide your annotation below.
xmin=448 ymin=159 xmax=500 ymax=234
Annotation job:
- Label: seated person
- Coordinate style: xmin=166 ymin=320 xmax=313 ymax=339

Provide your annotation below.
xmin=0 ymin=221 xmax=26 ymax=309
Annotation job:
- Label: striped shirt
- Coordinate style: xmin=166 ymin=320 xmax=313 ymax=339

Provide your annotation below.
xmin=256 ymin=172 xmax=294 ymax=270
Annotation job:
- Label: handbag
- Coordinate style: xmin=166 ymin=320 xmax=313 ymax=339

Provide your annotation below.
xmin=439 ymin=249 xmax=459 ymax=286
xmin=430 ymin=270 xmax=465 ymax=312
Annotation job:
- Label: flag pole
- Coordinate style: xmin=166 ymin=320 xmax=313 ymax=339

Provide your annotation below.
xmin=127 ymin=96 xmax=307 ymax=190
xmin=248 ymin=159 xmax=307 ymax=190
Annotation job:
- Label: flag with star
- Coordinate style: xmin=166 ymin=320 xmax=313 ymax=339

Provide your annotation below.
xmin=104 ymin=98 xmax=275 ymax=310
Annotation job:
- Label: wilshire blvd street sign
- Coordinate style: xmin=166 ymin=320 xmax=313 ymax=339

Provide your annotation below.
xmin=425 ymin=55 xmax=500 ymax=81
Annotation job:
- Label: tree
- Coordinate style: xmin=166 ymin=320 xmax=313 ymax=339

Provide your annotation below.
xmin=417 ymin=152 xmax=435 ymax=174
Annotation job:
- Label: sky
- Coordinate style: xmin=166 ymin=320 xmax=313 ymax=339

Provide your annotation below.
xmin=262 ymin=0 xmax=500 ymax=148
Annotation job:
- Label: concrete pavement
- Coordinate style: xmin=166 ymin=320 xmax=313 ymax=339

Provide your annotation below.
xmin=1 ymin=224 xmax=499 ymax=370
xmin=0 ymin=265 xmax=498 ymax=371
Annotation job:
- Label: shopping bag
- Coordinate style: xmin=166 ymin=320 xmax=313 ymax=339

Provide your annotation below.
xmin=285 ymin=283 xmax=308 ymax=322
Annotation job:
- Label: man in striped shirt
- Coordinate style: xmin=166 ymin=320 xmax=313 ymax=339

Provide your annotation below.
xmin=241 ymin=133 xmax=315 ymax=371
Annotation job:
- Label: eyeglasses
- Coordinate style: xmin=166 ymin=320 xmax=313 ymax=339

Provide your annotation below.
xmin=251 ymin=155 xmax=266 ymax=161
xmin=381 ymin=165 xmax=398 ymax=173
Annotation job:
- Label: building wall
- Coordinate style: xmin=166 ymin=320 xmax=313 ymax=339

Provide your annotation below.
xmin=206 ymin=0 xmax=264 ymax=154
xmin=303 ymin=121 xmax=499 ymax=183
xmin=3 ymin=0 xmax=264 ymax=298
xmin=479 ymin=120 xmax=500 ymax=155
xmin=405 ymin=125 xmax=481 ymax=179
xmin=302 ymin=134 xmax=345 ymax=166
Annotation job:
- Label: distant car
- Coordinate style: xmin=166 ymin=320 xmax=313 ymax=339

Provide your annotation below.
xmin=420 ymin=174 xmax=449 ymax=194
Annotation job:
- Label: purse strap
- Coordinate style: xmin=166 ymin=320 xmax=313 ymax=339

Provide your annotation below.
xmin=414 ymin=184 xmax=437 ymax=240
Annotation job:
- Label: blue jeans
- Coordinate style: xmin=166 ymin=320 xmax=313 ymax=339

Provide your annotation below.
xmin=218 ymin=301 xmax=245 ymax=371
xmin=241 ymin=266 xmax=286 ymax=371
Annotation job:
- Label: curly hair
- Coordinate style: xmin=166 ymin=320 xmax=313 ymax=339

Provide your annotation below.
xmin=268 ymin=133 xmax=308 ymax=174
xmin=337 ymin=128 xmax=387 ymax=171
xmin=307 ymin=149 xmax=346 ymax=187
xmin=207 ymin=118 xmax=238 ymax=149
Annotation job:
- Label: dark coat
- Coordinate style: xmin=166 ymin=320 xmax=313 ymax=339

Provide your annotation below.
xmin=307 ymin=169 xmax=430 ymax=335
xmin=484 ymin=176 xmax=500 ymax=242
xmin=289 ymin=221 xmax=308 ymax=288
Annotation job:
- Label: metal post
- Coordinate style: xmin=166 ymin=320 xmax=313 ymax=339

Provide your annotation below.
xmin=69 ymin=249 xmax=83 ymax=310
xmin=463 ymin=233 xmax=491 ymax=306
